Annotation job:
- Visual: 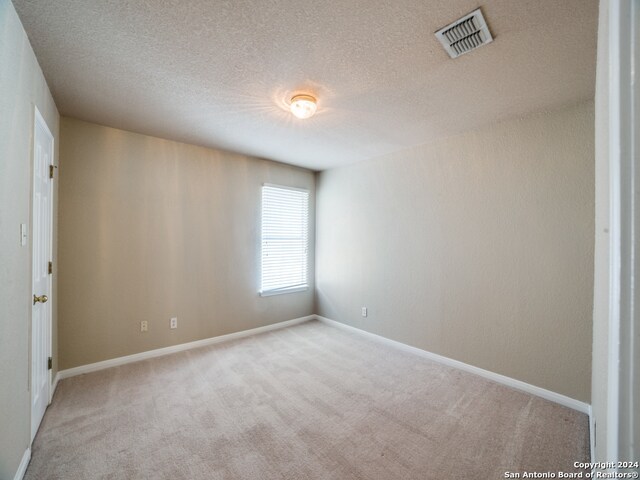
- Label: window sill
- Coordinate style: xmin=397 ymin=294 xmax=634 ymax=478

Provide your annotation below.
xmin=259 ymin=286 xmax=309 ymax=297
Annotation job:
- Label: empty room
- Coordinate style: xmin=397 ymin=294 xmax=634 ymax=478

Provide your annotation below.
xmin=1 ymin=0 xmax=638 ymax=479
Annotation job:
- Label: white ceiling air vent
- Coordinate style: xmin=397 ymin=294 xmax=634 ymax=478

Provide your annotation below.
xmin=435 ymin=8 xmax=493 ymax=59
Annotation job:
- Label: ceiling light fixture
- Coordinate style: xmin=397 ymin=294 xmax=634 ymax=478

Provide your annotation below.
xmin=290 ymin=94 xmax=317 ymax=119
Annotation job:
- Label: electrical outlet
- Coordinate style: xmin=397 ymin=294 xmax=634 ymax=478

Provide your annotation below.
xmin=170 ymin=317 xmax=177 ymax=329
xmin=140 ymin=321 xmax=148 ymax=332
xmin=361 ymin=307 xmax=367 ymax=317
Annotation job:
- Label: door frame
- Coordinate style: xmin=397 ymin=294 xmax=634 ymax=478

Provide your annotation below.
xmin=31 ymin=105 xmax=54 ymax=441
xmin=605 ymin=0 xmax=638 ymax=464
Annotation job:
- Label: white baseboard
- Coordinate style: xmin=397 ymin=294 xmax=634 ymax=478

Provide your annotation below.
xmin=57 ymin=315 xmax=315 ymax=381
xmin=316 ymin=315 xmax=591 ymax=414
xmin=54 ymin=313 xmax=591 ymax=416
xmin=13 ymin=448 xmax=30 ymax=480
xmin=51 ymin=372 xmax=59 ymax=400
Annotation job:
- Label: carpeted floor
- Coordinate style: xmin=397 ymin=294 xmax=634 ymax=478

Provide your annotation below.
xmin=26 ymin=320 xmax=590 ymax=479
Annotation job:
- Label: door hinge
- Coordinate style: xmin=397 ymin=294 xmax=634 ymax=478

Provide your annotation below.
xmin=47 ymin=357 xmax=52 ymax=370
xmin=49 ymin=164 xmax=56 ymax=179
xmin=48 ymin=261 xmax=53 ymax=275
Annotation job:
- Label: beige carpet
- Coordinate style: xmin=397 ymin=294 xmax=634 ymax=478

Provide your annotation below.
xmin=26 ymin=320 xmax=589 ymax=479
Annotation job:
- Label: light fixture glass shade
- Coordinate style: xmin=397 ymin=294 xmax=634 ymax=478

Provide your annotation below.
xmin=290 ymin=94 xmax=317 ymax=119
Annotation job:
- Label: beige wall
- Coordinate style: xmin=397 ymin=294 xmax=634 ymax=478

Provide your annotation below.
xmin=58 ymin=118 xmax=315 ymax=370
xmin=316 ymin=101 xmax=594 ymax=403
xmin=0 ymin=1 xmax=60 ymax=477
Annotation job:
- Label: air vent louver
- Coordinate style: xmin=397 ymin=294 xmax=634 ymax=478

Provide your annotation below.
xmin=435 ymin=8 xmax=493 ymax=59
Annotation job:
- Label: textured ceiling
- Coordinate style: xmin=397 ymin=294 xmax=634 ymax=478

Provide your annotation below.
xmin=13 ymin=0 xmax=598 ymax=170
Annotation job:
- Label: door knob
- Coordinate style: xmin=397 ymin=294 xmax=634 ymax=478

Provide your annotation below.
xmin=33 ymin=294 xmax=48 ymax=305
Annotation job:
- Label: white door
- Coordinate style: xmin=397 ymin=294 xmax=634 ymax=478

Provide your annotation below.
xmin=31 ymin=107 xmax=53 ymax=442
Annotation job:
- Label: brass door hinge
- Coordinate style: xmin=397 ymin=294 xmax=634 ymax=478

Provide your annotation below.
xmin=48 ymin=261 xmax=53 ymax=275
xmin=49 ymin=164 xmax=57 ymax=179
xmin=47 ymin=357 xmax=52 ymax=370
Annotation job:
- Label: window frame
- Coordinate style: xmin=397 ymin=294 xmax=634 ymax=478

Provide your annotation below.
xmin=259 ymin=183 xmax=309 ymax=297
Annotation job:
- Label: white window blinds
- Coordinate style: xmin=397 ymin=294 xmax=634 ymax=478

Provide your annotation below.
xmin=260 ymin=185 xmax=309 ymax=296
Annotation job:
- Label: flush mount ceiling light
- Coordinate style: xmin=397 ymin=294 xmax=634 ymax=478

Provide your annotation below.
xmin=290 ymin=94 xmax=317 ymax=119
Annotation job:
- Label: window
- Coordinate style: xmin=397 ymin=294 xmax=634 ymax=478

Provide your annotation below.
xmin=260 ymin=184 xmax=309 ymax=296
